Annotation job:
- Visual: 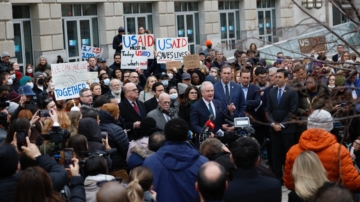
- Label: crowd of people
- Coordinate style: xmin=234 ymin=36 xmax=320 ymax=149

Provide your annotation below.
xmin=0 ymin=28 xmax=360 ymax=202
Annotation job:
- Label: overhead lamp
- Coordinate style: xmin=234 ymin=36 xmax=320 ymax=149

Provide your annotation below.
xmin=314 ymin=0 xmax=322 ymax=9
xmin=302 ymin=0 xmax=314 ymax=9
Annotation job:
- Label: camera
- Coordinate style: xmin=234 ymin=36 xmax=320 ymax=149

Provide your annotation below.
xmin=37 ymin=126 xmax=71 ymax=157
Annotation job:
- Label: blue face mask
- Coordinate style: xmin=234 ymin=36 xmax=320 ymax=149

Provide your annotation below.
xmin=170 ymin=93 xmax=178 ymax=100
xmin=162 ymin=80 xmax=169 ymax=86
xmin=103 ymin=78 xmax=110 ymax=86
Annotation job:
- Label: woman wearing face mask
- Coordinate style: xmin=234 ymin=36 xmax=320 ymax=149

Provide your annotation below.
xmin=38 ymin=76 xmax=56 ymax=108
xmin=6 ymin=67 xmax=20 ymax=92
xmin=20 ymin=76 xmax=34 ymax=88
xmin=166 ymin=69 xmax=180 ymax=88
xmin=169 ymin=87 xmax=180 ymax=113
xmin=25 ymin=64 xmax=34 ymax=78
xmin=35 ymin=55 xmax=51 ymax=73
xmin=99 ymin=73 xmax=110 ymax=95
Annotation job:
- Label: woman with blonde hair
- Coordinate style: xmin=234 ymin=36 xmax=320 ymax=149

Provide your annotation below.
xmin=139 ymin=76 xmax=157 ymax=102
xmin=288 ymin=151 xmax=329 ymax=202
xmin=67 ymin=111 xmax=82 ymax=136
xmin=127 ymin=166 xmax=157 ymax=202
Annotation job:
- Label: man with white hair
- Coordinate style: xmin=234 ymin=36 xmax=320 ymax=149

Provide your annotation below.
xmin=147 ymin=93 xmax=178 ymax=131
xmin=284 ymin=109 xmax=360 ymax=192
xmin=190 ymin=81 xmax=234 ymax=147
xmin=108 ymin=79 xmax=122 ymax=103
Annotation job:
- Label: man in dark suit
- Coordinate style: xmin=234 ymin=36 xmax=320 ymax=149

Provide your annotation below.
xmin=190 ymin=81 xmax=234 ymax=146
xmin=266 ymin=69 xmax=299 ymax=182
xmin=224 ymin=137 xmax=281 ymax=202
xmin=119 ymin=82 xmax=146 ymax=140
xmin=144 ymin=82 xmax=164 ymax=114
xmin=147 ymin=93 xmax=179 ymax=130
xmin=239 ymin=69 xmax=262 ymax=143
xmin=214 ymin=64 xmax=246 ymax=117
xmin=332 ymin=44 xmax=344 ymax=62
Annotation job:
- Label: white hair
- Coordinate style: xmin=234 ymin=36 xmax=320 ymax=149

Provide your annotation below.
xmin=159 ymin=93 xmax=169 ymax=101
xmin=200 ymin=81 xmax=213 ymax=92
xmin=268 ymin=67 xmax=278 ymax=74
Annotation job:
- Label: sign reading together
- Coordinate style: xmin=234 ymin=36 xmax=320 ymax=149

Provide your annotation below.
xmin=51 ymin=62 xmax=88 ymax=100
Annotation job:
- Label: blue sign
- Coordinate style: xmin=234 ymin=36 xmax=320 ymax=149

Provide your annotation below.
xmin=14 ymin=45 xmax=20 ymax=52
xmin=229 ymin=26 xmax=234 ymax=31
xmin=82 ymin=39 xmax=90 ymax=45
xmin=221 ymin=26 xmax=226 ymax=32
xmin=69 ymin=40 xmax=77 ymax=46
xmin=187 ymin=29 xmax=193 ymax=35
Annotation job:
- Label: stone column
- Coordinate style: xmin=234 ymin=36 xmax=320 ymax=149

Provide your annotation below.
xmin=0 ymin=2 xmax=14 ymax=57
xmin=152 ymin=1 xmax=176 ymax=38
xmin=31 ymin=3 xmax=64 ymax=64
xmin=240 ymin=0 xmax=259 ymax=50
xmin=98 ymin=2 xmax=124 ymax=64
xmin=199 ymin=0 xmax=220 ymax=53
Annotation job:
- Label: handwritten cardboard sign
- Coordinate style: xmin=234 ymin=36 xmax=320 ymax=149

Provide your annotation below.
xmin=51 ymin=62 xmax=88 ymax=100
xmin=122 ymin=35 xmax=154 ymax=58
xmin=121 ymin=50 xmax=148 ymax=69
xmin=156 ymin=37 xmax=188 ymax=63
xmin=81 ymin=45 xmax=103 ymax=59
xmin=166 ymin=61 xmax=182 ymax=69
xmin=298 ymin=35 xmax=327 ymax=54
xmin=88 ymin=72 xmax=99 ymax=84
xmin=183 ymin=54 xmax=200 ymax=69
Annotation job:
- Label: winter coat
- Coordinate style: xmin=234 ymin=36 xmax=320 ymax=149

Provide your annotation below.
xmin=98 ymin=110 xmax=129 ymax=170
xmin=143 ymin=141 xmax=208 ymax=202
xmin=127 ymin=137 xmax=148 ymax=160
xmin=0 ymin=172 xmax=21 ymax=202
xmin=69 ymin=176 xmax=86 ymax=202
xmin=85 ymin=174 xmax=115 ymax=202
xmin=297 ymin=85 xmax=331 ymax=116
xmin=127 ymin=145 xmax=154 ymax=170
xmin=35 ymin=63 xmax=51 ymax=72
xmin=112 ymin=34 xmax=123 ymax=54
xmin=284 ymin=128 xmax=360 ymax=192
xmin=78 ymin=117 xmax=105 ymax=152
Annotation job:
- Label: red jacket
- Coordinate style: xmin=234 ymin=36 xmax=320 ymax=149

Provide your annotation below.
xmin=284 ymin=128 xmax=360 ymax=192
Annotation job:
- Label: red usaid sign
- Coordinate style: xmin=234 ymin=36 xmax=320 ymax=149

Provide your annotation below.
xmin=298 ymin=35 xmax=327 ymax=54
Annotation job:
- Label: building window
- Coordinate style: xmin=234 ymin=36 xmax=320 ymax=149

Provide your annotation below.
xmin=62 ymin=4 xmax=99 ymax=62
xmin=124 ymin=3 xmax=153 ymax=34
xmin=175 ymin=2 xmax=200 ymax=54
xmin=12 ymin=5 xmax=32 ymax=73
xmin=257 ymin=0 xmax=276 ymax=43
xmin=218 ymin=1 xmax=240 ymax=50
xmin=332 ymin=3 xmax=352 ymax=26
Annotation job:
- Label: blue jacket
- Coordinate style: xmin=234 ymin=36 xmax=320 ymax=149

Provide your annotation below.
xmin=143 ymin=141 xmax=208 ymax=202
xmin=346 ymin=77 xmax=360 ymax=98
xmin=214 ymin=81 xmax=246 ymax=117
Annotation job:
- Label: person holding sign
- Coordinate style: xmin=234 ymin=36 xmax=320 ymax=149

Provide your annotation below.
xmin=211 ymin=51 xmax=227 ymax=69
xmin=113 ymin=27 xmax=125 ymax=54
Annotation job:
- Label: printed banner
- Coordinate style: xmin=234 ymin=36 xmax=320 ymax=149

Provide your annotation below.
xmin=156 ymin=37 xmax=188 ymax=63
xmin=122 ymin=35 xmax=154 ymax=58
xmin=81 ymin=45 xmax=103 ymax=59
xmin=183 ymin=54 xmax=200 ymax=69
xmin=51 ymin=62 xmax=88 ymax=100
xmin=298 ymin=35 xmax=327 ymax=54
xmin=121 ymin=50 xmax=148 ymax=69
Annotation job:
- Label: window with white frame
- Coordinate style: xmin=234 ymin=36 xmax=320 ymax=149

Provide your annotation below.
xmin=218 ymin=1 xmax=241 ymax=50
xmin=124 ymin=3 xmax=153 ymax=34
xmin=257 ymin=0 xmax=276 ymax=44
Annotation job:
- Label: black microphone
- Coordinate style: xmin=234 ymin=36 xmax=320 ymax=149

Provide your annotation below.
xmin=199 ymin=114 xmax=215 ymax=144
xmin=216 ymin=106 xmax=235 ymax=125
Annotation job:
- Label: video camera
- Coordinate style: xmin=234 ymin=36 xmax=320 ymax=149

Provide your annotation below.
xmin=37 ymin=126 xmax=71 ymax=158
xmin=78 ymin=149 xmax=117 ymax=177
xmin=218 ymin=117 xmax=256 ymax=145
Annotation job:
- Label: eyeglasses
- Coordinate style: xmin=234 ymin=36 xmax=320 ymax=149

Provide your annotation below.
xmin=189 ymin=92 xmax=198 ymax=95
xmin=161 ymin=101 xmax=170 ymax=105
xmin=115 ymin=57 xmax=121 ymax=59
xmin=129 ymin=88 xmax=139 ymax=92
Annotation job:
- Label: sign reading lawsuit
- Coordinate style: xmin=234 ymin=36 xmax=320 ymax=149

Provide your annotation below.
xmin=51 ymin=62 xmax=88 ymax=100
xmin=122 ymin=35 xmax=155 ymax=58
xmin=156 ymin=37 xmax=188 ymax=63
xmin=298 ymin=35 xmax=327 ymax=54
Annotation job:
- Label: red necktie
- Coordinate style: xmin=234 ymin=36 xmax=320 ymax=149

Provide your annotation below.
xmin=132 ymin=102 xmax=140 ymax=115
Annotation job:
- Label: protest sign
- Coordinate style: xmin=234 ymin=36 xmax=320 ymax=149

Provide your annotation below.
xmin=121 ymin=50 xmax=148 ymax=69
xmin=81 ymin=45 xmax=103 ymax=59
xmin=298 ymin=35 xmax=327 ymax=54
xmin=183 ymin=54 xmax=200 ymax=69
xmin=122 ymin=35 xmax=154 ymax=58
xmin=156 ymin=37 xmax=188 ymax=63
xmin=88 ymin=72 xmax=99 ymax=84
xmin=166 ymin=61 xmax=182 ymax=69
xmin=51 ymin=62 xmax=88 ymax=100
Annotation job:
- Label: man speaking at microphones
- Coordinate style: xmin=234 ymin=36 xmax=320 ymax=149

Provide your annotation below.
xmin=190 ymin=81 xmax=235 ymax=147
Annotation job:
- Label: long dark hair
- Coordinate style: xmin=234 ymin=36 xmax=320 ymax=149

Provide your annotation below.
xmin=68 ymin=134 xmax=88 ymax=159
xmin=5 ymin=118 xmax=31 ymax=144
xmin=180 ymin=86 xmax=201 ymax=106
xmin=14 ymin=166 xmax=65 ymax=202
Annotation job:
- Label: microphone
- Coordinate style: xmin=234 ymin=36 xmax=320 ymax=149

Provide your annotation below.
xmin=217 ymin=106 xmax=235 ymax=126
xmin=199 ymin=114 xmax=215 ymax=144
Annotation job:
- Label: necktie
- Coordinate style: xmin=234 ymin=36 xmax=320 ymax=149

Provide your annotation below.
xmin=277 ymin=89 xmax=282 ymax=105
xmin=225 ymin=84 xmax=230 ymax=103
xmin=132 ymin=102 xmax=140 ymax=116
xmin=208 ymin=102 xmax=214 ymax=116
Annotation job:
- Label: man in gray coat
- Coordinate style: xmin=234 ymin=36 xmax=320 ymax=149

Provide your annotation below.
xmin=147 ymin=93 xmax=178 ymax=131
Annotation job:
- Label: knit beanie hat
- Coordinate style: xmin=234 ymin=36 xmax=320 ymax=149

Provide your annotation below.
xmin=307 ymin=109 xmax=333 ymax=131
xmin=205 ymin=40 xmax=212 ymax=46
xmin=335 ymin=75 xmax=346 ymax=87
xmin=20 ymin=76 xmax=32 ymax=86
xmin=0 ymin=144 xmax=19 ymax=178
xmin=102 ymin=103 xmax=119 ymax=118
xmin=33 ymin=72 xmax=43 ymax=81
